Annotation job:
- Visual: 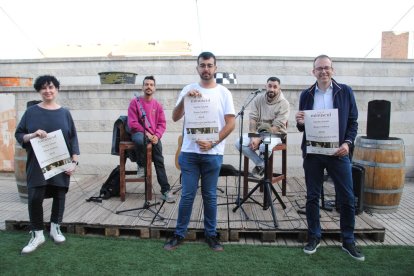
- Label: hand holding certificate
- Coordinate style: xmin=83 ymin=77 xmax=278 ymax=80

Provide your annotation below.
xmin=30 ymin=129 xmax=73 ymax=180
xmin=304 ymin=109 xmax=340 ymax=155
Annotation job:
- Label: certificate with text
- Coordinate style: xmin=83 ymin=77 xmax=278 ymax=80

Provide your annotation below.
xmin=30 ymin=129 xmax=72 ymax=180
xmin=304 ymin=109 xmax=339 ymax=155
xmin=184 ymin=94 xmax=219 ymax=141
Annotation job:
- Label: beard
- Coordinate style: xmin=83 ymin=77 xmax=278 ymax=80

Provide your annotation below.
xmin=266 ymin=91 xmax=276 ymax=99
xmin=200 ymin=73 xmax=213 ymax=81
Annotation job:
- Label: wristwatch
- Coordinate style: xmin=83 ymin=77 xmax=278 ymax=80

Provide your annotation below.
xmin=72 ymin=160 xmax=79 ymax=166
xmin=211 ymin=141 xmax=218 ymax=148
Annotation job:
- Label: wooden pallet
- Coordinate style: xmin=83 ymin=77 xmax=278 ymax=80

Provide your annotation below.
xmin=2 ymin=175 xmax=387 ymax=245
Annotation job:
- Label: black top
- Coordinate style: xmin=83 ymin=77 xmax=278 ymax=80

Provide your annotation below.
xmin=15 ymin=105 xmax=80 ymax=188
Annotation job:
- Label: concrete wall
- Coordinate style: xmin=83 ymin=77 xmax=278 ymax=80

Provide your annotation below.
xmin=1 ymin=56 xmax=414 ymax=87
xmin=1 ymin=56 xmax=413 ymax=178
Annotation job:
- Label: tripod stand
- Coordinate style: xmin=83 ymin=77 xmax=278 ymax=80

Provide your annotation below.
xmin=116 ymin=97 xmax=164 ymax=222
xmin=233 ymin=133 xmax=286 ymax=227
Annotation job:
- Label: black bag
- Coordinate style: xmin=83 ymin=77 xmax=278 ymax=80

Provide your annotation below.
xmin=100 ymin=166 xmax=120 ymax=199
xmin=86 ymin=166 xmax=120 ymax=202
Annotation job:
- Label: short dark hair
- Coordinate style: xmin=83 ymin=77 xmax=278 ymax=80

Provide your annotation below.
xmin=267 ymin=77 xmax=281 ymax=84
xmin=197 ymin=51 xmax=216 ymax=65
xmin=313 ymin=54 xmax=332 ymax=68
xmin=143 ymin=75 xmax=156 ymax=85
xmin=33 ymin=75 xmax=60 ymax=91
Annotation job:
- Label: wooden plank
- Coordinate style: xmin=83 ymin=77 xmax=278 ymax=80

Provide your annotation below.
xmin=151 ymin=177 xmax=181 ymax=229
xmin=227 ymin=193 xmax=249 ymax=231
xmin=229 ymin=192 xmax=258 ymax=230
xmin=216 ymin=177 xmax=230 ymax=232
xmin=250 ymin=194 xmax=275 ymax=230
xmin=358 ymin=213 xmax=386 ymax=230
xmin=384 ymin=219 xmax=414 ymax=243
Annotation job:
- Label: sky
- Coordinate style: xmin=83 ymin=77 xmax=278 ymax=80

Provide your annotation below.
xmin=0 ymin=0 xmax=413 ymax=59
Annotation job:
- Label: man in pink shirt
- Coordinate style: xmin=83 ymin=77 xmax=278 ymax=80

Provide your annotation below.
xmin=128 ymin=75 xmax=174 ymax=203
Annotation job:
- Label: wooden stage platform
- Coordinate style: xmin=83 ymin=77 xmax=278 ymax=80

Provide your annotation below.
xmin=3 ymin=172 xmax=387 ymax=245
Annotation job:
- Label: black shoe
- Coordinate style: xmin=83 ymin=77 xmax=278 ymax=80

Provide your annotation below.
xmin=205 ymin=235 xmax=224 ymax=252
xmin=342 ymin=242 xmax=365 ymax=261
xmin=163 ymin=234 xmax=184 ymax=251
xmin=303 ymin=238 xmax=320 ymax=254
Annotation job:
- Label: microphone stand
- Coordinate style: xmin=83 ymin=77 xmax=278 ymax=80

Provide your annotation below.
xmin=218 ymin=90 xmax=261 ymax=219
xmin=116 ymin=97 xmax=164 ymax=222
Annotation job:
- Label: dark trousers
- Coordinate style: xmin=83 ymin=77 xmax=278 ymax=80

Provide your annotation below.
xmin=303 ymin=154 xmax=355 ymax=243
xmin=28 ymin=186 xmax=67 ymax=230
xmin=131 ymin=132 xmax=170 ymax=194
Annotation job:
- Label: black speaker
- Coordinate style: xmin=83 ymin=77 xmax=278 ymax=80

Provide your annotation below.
xmin=366 ymin=100 xmax=391 ymax=139
xmin=351 ymin=164 xmax=365 ymax=215
xmin=332 ymin=164 xmax=365 ymax=214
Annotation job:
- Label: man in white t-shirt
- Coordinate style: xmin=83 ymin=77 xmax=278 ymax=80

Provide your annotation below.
xmin=164 ymin=52 xmax=235 ymax=252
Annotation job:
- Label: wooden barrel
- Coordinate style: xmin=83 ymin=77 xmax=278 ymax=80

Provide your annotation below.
xmin=352 ymin=136 xmax=405 ymax=213
xmin=14 ymin=144 xmax=28 ymax=203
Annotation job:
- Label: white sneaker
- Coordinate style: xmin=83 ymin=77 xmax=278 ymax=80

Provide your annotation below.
xmin=136 ymin=166 xmax=145 ymax=178
xmin=21 ymin=230 xmax=45 ymax=254
xmin=161 ymin=190 xmax=175 ymax=203
xmin=50 ymin=222 xmax=66 ymax=244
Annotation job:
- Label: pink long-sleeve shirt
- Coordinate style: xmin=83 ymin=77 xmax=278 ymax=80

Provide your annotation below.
xmin=127 ymin=97 xmax=166 ymax=139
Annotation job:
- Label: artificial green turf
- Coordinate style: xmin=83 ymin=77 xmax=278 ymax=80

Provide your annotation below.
xmin=1 ymin=230 xmax=413 ymax=275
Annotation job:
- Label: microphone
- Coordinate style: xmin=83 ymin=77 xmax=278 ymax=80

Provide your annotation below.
xmin=134 ymin=93 xmax=146 ymax=116
xmin=135 ymin=93 xmax=151 ymax=128
xmin=251 ymin=89 xmax=263 ymax=95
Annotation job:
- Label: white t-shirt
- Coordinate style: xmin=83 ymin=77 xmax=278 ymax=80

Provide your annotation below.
xmin=176 ymin=83 xmax=235 ymax=155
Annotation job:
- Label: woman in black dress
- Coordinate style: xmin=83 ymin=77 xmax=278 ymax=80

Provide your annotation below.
xmin=15 ymin=75 xmax=80 ymax=254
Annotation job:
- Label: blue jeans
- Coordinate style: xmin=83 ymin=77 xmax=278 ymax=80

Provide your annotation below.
xmin=131 ymin=132 xmax=170 ymax=194
xmin=303 ymin=154 xmax=355 ymax=243
xmin=174 ymin=152 xmax=223 ymax=238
